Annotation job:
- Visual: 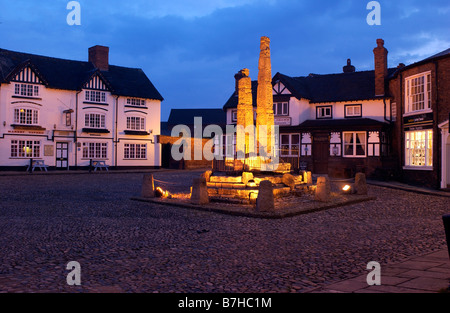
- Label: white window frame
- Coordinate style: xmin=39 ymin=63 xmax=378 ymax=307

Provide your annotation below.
xmin=84 ymin=113 xmax=106 ymax=129
xmin=404 ymin=71 xmax=432 ymax=115
xmin=126 ymin=98 xmax=146 ymax=107
xmin=82 ymin=142 xmax=108 ymax=159
xmin=14 ymin=108 xmax=39 ymax=125
xmin=231 ymin=109 xmax=237 ymax=122
xmin=404 ymin=129 xmax=433 ymax=170
xmin=10 ymin=140 xmax=41 ymax=158
xmin=345 ymin=104 xmax=362 ymax=118
xmin=85 ymin=90 xmax=107 ymax=103
xmin=273 ymin=102 xmax=289 ymax=116
xmin=316 ymin=106 xmax=332 ymax=119
xmin=126 ymin=116 xmax=146 ymax=131
xmin=14 ymin=83 xmax=39 ymax=97
xmin=343 ymin=131 xmax=367 ymax=158
xmin=124 ymin=143 xmax=147 ymax=159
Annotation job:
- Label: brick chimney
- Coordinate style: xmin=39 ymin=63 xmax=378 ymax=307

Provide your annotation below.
xmin=89 ymin=45 xmax=109 ymax=71
xmin=343 ymin=59 xmax=355 ymax=73
xmin=234 ymin=69 xmax=249 ymax=96
xmin=373 ymin=39 xmax=388 ymax=96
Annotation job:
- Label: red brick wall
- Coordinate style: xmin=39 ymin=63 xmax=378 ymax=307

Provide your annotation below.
xmin=388 ymin=56 xmax=450 ymax=188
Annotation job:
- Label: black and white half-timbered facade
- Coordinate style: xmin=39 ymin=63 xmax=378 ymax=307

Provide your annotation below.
xmin=0 ymin=45 xmax=163 ymax=170
xmin=223 ymin=39 xmax=397 ymax=178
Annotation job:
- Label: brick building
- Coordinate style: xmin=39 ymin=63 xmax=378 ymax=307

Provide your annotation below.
xmin=389 ymin=48 xmax=450 ymax=188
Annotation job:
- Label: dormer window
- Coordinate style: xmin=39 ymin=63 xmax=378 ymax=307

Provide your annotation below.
xmin=14 ymin=83 xmax=39 ymax=97
xmin=126 ymin=98 xmax=146 ymax=107
xmin=85 ymin=90 xmax=106 ymax=103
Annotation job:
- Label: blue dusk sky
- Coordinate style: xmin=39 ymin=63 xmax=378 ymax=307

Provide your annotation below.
xmin=0 ymin=0 xmax=449 ymax=121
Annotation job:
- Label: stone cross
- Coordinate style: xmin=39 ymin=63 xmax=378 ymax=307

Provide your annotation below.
xmin=235 ymin=68 xmax=254 ymax=156
xmin=256 ymin=36 xmax=275 ymax=155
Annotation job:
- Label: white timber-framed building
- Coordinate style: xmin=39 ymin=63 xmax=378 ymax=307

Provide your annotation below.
xmin=0 ymin=45 xmax=163 ymax=170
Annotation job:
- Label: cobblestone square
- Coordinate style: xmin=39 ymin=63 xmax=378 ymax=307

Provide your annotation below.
xmin=0 ymin=169 xmax=448 ymax=293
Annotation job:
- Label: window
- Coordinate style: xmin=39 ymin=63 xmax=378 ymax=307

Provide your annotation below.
xmin=14 ymin=108 xmax=39 ymax=125
xmin=126 ymin=98 xmax=146 ymax=107
xmin=126 ymin=116 xmax=145 ymax=131
xmin=345 ymin=104 xmax=362 ymax=117
xmin=405 ymin=130 xmax=433 ymax=168
xmin=343 ymin=132 xmax=366 ymax=157
xmin=84 ymin=113 xmax=106 ymax=128
xmin=316 ymin=106 xmax=332 ymax=119
xmin=14 ymin=83 xmax=39 ymax=97
xmin=85 ymin=90 xmax=106 ymax=103
xmin=124 ymin=143 xmax=147 ymax=159
xmin=273 ymin=102 xmax=288 ymax=116
xmin=11 ymin=140 xmax=40 ymax=158
xmin=405 ymin=72 xmax=431 ymax=114
xmin=280 ymin=134 xmax=300 ymax=156
xmin=82 ymin=142 xmax=108 ymax=159
xmin=231 ymin=110 xmax=237 ymax=122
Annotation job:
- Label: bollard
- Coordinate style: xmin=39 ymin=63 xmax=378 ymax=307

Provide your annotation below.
xmin=443 ymin=214 xmax=450 ymax=260
xmin=29 ymin=158 xmax=33 ymax=173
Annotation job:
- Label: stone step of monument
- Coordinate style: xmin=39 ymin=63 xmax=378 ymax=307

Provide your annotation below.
xmin=209 ymin=176 xmax=242 ymax=183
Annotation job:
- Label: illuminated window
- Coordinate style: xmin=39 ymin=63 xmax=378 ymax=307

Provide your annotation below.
xmin=343 ymin=132 xmax=366 ymax=157
xmin=14 ymin=108 xmax=39 ymax=125
xmin=405 ymin=130 xmax=433 ymax=168
xmin=124 ymin=143 xmax=147 ymax=159
xmin=405 ymin=72 xmax=431 ymax=113
xmin=10 ymin=140 xmax=40 ymax=158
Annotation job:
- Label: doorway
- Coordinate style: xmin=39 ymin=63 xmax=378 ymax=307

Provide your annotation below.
xmin=312 ymin=133 xmax=329 ymax=174
xmin=56 ymin=142 xmax=69 ymax=169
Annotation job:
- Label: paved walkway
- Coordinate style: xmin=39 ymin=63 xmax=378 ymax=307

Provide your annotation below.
xmin=311 ymin=249 xmax=450 ymax=293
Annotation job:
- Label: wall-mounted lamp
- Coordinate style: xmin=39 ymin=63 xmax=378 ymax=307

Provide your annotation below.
xmin=2 ymin=121 xmax=5 ymax=126
xmin=54 ymin=124 xmax=57 ymax=130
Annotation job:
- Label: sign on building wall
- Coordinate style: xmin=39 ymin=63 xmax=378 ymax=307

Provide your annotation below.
xmin=44 ymin=145 xmax=54 ymax=156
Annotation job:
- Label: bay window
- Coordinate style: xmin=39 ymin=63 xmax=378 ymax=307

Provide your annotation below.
xmin=405 ymin=130 xmax=433 ymax=168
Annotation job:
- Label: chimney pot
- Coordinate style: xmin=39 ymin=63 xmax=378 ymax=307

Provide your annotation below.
xmin=343 ymin=58 xmax=356 ymax=73
xmin=89 ymin=45 xmax=109 ymax=71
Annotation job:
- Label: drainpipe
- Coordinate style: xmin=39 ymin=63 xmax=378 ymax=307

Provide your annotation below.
xmin=75 ymin=90 xmax=81 ymax=169
xmin=114 ymin=95 xmax=119 ymax=168
xmin=434 ymin=60 xmax=440 ymax=188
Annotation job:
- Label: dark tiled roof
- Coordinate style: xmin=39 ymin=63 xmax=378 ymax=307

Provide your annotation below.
xmin=0 ymin=48 xmax=163 ymax=100
xmin=167 ymin=109 xmax=226 ymax=126
xmin=223 ymin=69 xmax=397 ymax=109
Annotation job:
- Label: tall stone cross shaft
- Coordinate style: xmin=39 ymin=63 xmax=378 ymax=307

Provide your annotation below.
xmin=235 ymin=68 xmax=254 ymax=156
xmin=256 ymin=36 xmax=275 ymax=155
